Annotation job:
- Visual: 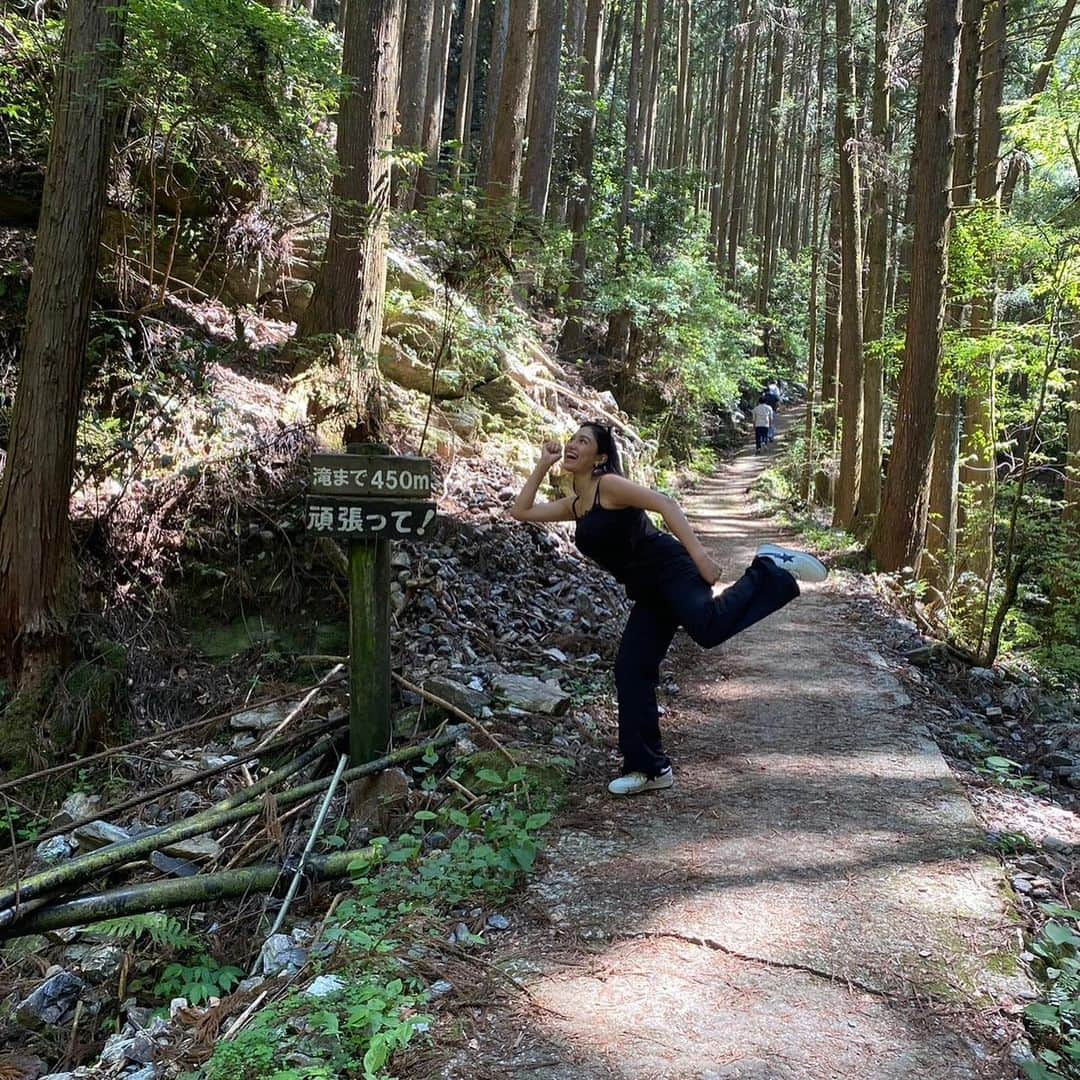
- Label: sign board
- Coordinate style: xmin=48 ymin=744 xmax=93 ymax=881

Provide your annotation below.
xmin=305 ymin=496 xmax=436 ymax=539
xmin=310 ymin=454 xmax=432 ymax=498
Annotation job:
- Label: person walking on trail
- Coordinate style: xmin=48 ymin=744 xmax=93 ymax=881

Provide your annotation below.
xmin=510 ymin=422 xmax=828 ymax=797
xmin=752 ymin=397 xmax=773 ymax=453
xmin=762 ymin=381 xmax=781 ymax=442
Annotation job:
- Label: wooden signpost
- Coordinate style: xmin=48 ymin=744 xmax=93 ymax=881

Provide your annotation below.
xmin=306 ymin=446 xmax=436 ymax=763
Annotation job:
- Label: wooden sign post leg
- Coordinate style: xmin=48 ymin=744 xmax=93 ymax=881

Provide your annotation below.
xmin=345 ymin=442 xmax=392 ymax=763
xmin=348 ymin=535 xmax=391 ymax=763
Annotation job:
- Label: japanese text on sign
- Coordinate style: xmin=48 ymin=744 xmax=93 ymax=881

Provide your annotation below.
xmin=305 ymin=497 xmax=436 ymax=539
xmin=310 ymin=455 xmax=432 ymax=498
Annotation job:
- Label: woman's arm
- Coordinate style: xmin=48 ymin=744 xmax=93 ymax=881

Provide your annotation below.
xmin=598 ymin=474 xmax=722 ymax=584
xmin=509 ymin=443 xmax=576 ymax=523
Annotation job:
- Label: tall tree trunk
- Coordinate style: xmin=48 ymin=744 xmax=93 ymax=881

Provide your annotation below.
xmin=1066 ymin=349 xmax=1080 ymax=525
xmin=0 ymin=0 xmax=127 ymax=704
xmin=450 ymin=0 xmax=481 ymax=181
xmin=559 ymin=0 xmax=604 ymax=356
xmin=393 ymin=0 xmax=434 ymax=204
xmin=716 ymin=0 xmax=749 ymax=270
xmin=870 ymin=0 xmax=961 ymax=572
xmin=708 ymin=49 xmax=729 ymax=251
xmin=856 ymin=0 xmax=901 ymax=529
xmin=523 ymin=0 xmax=565 ymax=218
xmin=725 ymin=0 xmax=757 ymax=279
xmin=924 ymin=0 xmax=982 ymax=594
xmin=632 ymin=0 xmax=664 ymax=244
xmin=832 ymin=0 xmax=865 ymax=529
xmin=478 ymin=0 xmax=511 ymax=187
xmin=802 ymin=0 xmax=828 ymax=503
xmin=673 ymin=0 xmax=692 ymax=170
xmin=415 ymin=0 xmax=454 ymax=204
xmin=617 ymin=0 xmax=644 ymax=256
xmin=756 ymin=23 xmax=787 ymax=314
xmin=821 ymin=185 xmax=841 ymax=455
xmin=485 ymin=0 xmax=540 ymax=211
xmin=294 ymin=0 xmax=403 ymax=438
xmin=959 ymin=0 xmax=1006 ymax=579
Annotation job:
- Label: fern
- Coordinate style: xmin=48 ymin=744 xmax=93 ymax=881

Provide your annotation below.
xmin=95 ymin=913 xmax=200 ymax=950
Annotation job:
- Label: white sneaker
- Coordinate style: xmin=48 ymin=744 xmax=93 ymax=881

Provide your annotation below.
xmin=756 ymin=544 xmax=829 ymax=583
xmin=608 ymin=768 xmax=674 ymax=796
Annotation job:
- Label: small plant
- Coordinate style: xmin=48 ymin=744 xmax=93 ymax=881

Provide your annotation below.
xmin=1021 ymin=904 xmax=1080 ymax=1079
xmin=155 ymin=953 xmax=245 ymax=1006
xmin=978 ymin=755 xmax=1049 ymax=794
xmin=96 ymin=913 xmax=201 ymax=950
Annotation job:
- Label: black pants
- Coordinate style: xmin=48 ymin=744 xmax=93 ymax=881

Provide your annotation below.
xmin=615 ymin=555 xmax=799 ymax=777
xmin=755 ymin=426 xmax=769 ymax=450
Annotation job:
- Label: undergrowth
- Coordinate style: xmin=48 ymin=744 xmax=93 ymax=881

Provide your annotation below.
xmin=191 ymin=759 xmax=564 ymax=1080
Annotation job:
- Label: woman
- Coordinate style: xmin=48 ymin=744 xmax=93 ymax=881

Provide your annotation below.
xmin=510 ymin=421 xmax=828 ymax=796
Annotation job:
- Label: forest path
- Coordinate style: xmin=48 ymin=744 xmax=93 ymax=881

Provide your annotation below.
xmin=429 ymin=413 xmax=1028 ymax=1080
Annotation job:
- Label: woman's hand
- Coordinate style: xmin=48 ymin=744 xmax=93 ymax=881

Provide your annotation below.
xmin=539 ymin=440 xmax=563 ymax=470
xmin=694 ymin=552 xmax=723 ymax=586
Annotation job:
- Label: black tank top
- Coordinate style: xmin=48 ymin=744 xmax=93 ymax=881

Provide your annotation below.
xmin=573 ymin=477 xmax=685 ymax=588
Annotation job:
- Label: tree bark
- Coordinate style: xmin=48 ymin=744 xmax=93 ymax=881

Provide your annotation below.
xmin=559 ymin=0 xmax=605 ymax=356
xmin=924 ymin=0 xmax=982 ymax=594
xmin=755 ymin=23 xmax=787 ymax=315
xmin=0 ymin=0 xmax=126 ymax=697
xmin=725 ymin=0 xmax=757 ymax=279
xmin=959 ymin=0 xmax=1006 ymax=579
xmin=821 ymin=184 xmax=841 ymax=453
xmin=394 ymin=0 xmax=435 ymax=203
xmin=415 ymin=0 xmax=454 ymax=203
xmin=870 ymin=0 xmax=961 ymax=572
xmin=832 ymin=0 xmax=865 ymax=530
xmin=294 ymin=0 xmax=403 ymax=441
xmin=522 ymin=0 xmax=566 ymax=218
xmin=1067 ymin=349 xmax=1080 ymax=525
xmin=478 ymin=0 xmax=511 ymax=187
xmin=451 ymin=0 xmax=482 ymax=181
xmin=857 ymin=0 xmax=902 ymax=529
xmin=673 ymin=0 xmax=692 ymax=170
xmin=616 ymin=0 xmax=644 ymax=256
xmin=485 ymin=0 xmax=540 ymax=211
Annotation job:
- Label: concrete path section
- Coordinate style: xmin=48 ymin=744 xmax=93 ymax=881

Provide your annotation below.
xmin=429 ymin=418 xmax=1028 ymax=1080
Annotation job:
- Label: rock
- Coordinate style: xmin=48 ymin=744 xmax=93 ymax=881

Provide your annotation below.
xmin=199 ymin=754 xmax=238 ymax=771
xmin=161 ymin=835 xmax=222 ymax=861
xmin=303 ymin=974 xmax=345 ymax=999
xmin=100 ymin=1031 xmax=156 ymax=1066
xmin=73 ymin=820 xmax=131 ymax=848
xmin=427 ymin=979 xmax=454 ymax=999
xmin=491 ymin=673 xmax=571 ymax=716
xmin=125 ymin=1067 xmax=162 ymax=1080
xmin=472 ymin=374 xmax=532 ymax=420
xmin=259 ymin=934 xmax=308 ymax=977
xmin=485 ymin=914 xmax=510 ymax=931
xmin=349 ymin=767 xmax=411 ymax=827
xmin=35 ymin=835 xmax=76 ymax=863
xmin=52 ymin=793 xmax=103 ymax=827
xmin=378 ymin=337 xmax=467 ymax=399
xmin=15 ymin=971 xmax=87 ymax=1029
xmin=230 ymin=702 xmax=291 ymax=730
xmin=64 ymin=942 xmax=123 ymax=984
xmin=149 ymin=851 xmax=200 ymax=877
xmin=969 ymin=667 xmax=997 ymax=683
xmin=423 ymin=675 xmax=490 ymax=716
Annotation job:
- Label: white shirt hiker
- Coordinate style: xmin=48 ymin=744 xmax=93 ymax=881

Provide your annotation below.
xmin=753 ymin=403 xmax=774 ymax=428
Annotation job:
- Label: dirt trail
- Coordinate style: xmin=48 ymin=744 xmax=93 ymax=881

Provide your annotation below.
xmin=430 ymin=417 xmax=1029 ymax=1080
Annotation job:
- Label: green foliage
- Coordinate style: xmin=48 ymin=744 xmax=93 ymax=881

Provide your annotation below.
xmin=156 ymin=954 xmax=245 ymax=1006
xmin=1022 ymin=904 xmax=1080 ymax=1080
xmin=96 ymin=913 xmax=201 ymax=950
xmin=199 ymin=762 xmax=560 ymax=1079
xmin=978 ymin=755 xmax=1048 ymax=794
xmin=0 ymin=14 xmax=59 ymax=163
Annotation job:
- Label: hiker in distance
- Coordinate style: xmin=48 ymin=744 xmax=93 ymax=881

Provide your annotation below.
xmin=510 ymin=422 xmax=828 ymax=796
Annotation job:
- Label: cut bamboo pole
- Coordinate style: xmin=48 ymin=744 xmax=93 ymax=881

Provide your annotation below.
xmin=7 ymin=849 xmax=374 ymax=936
xmin=0 ymin=727 xmax=465 ymax=928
